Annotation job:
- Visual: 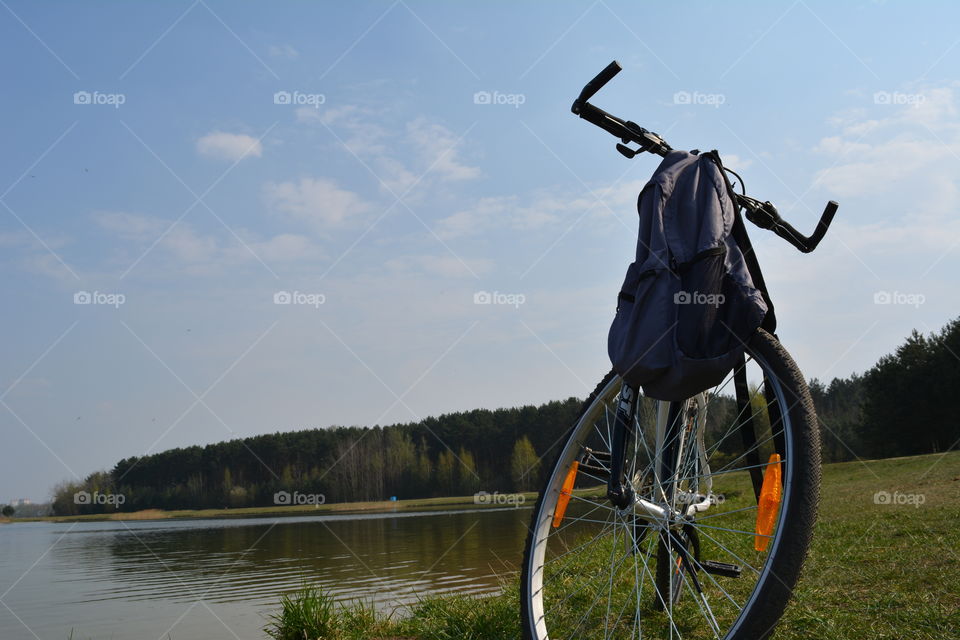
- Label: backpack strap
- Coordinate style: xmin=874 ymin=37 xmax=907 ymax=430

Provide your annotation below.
xmin=731 ymin=207 xmax=777 ymax=334
xmin=733 ymin=354 xmax=763 ymax=502
xmin=703 ymin=150 xmax=777 ymax=335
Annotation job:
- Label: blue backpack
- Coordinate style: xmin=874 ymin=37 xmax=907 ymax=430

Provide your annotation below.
xmin=608 ymin=150 xmax=772 ymax=401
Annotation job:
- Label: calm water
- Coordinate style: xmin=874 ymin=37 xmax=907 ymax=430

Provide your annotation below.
xmin=0 ymin=506 xmax=531 ymax=639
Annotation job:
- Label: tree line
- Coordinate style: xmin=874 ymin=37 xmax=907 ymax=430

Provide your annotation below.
xmin=51 ymin=399 xmax=570 ymax=515
xmin=50 ymin=317 xmax=960 ymax=515
xmin=811 ymin=317 xmax=960 ymax=462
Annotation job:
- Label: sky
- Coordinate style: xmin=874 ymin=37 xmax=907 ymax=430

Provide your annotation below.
xmin=2 ymin=1 xmax=959 ymax=502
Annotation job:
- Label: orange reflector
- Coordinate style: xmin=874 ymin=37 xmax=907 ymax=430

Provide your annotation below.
xmin=755 ymin=453 xmax=782 ymax=552
xmin=552 ymin=461 xmax=579 ymax=528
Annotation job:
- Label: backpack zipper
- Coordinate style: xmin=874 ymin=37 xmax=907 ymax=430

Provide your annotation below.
xmin=675 ymin=246 xmax=725 ymax=273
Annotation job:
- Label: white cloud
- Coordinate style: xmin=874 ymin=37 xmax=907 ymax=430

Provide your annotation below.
xmin=94 ymin=211 xmax=166 ymax=240
xmin=296 ymin=106 xmax=479 ymax=193
xmin=0 ymin=231 xmax=34 ymax=247
xmin=0 ymin=229 xmax=75 ymax=282
xmin=250 ymin=233 xmax=317 ymax=262
xmin=268 ymin=44 xmax=298 ymax=59
xmin=385 ymin=253 xmax=492 ymax=278
xmin=19 ymin=252 xmax=77 ymax=282
xmin=436 ymin=180 xmax=644 ymax=240
xmin=263 ymin=177 xmax=371 ymax=230
xmin=196 ymin=131 xmax=263 ymax=162
xmin=812 ymin=84 xmax=960 ymax=208
xmin=406 ymin=117 xmax=480 ymax=182
xmin=437 ymin=196 xmax=517 ymax=239
xmin=93 ymin=212 xmax=317 ymax=269
xmin=296 ymin=104 xmax=366 ymax=127
xmin=720 ymin=154 xmax=753 ymax=172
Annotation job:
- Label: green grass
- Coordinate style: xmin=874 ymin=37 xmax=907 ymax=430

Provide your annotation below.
xmin=264 ymin=584 xmax=522 ymax=640
xmin=775 ymin=450 xmax=960 ymax=639
xmin=265 ymin=450 xmax=960 ymax=639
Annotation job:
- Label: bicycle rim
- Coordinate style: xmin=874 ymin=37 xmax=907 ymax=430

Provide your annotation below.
xmin=522 ymin=340 xmax=812 ymax=640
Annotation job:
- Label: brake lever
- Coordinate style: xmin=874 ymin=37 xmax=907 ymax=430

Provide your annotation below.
xmin=615 ymin=122 xmax=671 ymax=159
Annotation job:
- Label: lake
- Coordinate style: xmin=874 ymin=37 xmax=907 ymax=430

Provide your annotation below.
xmin=0 ymin=506 xmax=531 ymax=639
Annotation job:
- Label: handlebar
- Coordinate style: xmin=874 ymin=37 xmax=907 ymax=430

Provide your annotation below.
xmin=571 ymin=60 xmax=839 ymax=253
xmin=572 ymin=61 xmax=672 ymax=157
xmin=738 ymin=195 xmax=839 ymax=254
xmin=573 ymin=60 xmax=623 ymax=109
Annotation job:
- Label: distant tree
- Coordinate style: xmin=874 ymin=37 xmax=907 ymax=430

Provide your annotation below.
xmin=511 ymin=436 xmax=541 ymax=492
xmin=808 ymin=374 xmax=866 ymax=463
xmin=1 ymin=505 xmax=14 ymax=517
xmin=227 ymin=485 xmax=248 ymax=508
xmin=51 ymin=480 xmax=84 ymax=516
xmin=435 ymin=449 xmax=456 ymax=495
xmin=412 ymin=438 xmax=433 ymax=495
xmin=384 ymin=429 xmax=416 ymax=497
xmin=864 ymin=330 xmax=932 ymax=458
xmin=457 ymin=447 xmax=481 ymax=495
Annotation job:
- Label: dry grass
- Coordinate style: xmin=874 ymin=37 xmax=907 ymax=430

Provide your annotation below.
xmin=109 ymin=509 xmax=170 ymax=520
xmin=23 ymin=493 xmax=538 ymax=523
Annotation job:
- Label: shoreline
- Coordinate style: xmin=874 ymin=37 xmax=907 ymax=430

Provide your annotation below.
xmin=9 ymin=492 xmax=540 ymax=524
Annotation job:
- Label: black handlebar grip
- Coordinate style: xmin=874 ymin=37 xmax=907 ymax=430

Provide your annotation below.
xmin=573 ymin=60 xmax=622 ymax=113
xmin=821 ymin=200 xmax=839 ymax=227
xmin=786 ymin=200 xmax=839 ymax=253
xmin=807 ymin=200 xmax=838 ymax=249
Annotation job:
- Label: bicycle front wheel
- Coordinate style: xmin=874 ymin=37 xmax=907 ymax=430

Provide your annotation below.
xmin=520 ymin=329 xmax=820 ymax=640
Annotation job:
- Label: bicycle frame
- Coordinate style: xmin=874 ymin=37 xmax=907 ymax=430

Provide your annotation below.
xmin=609 ymin=384 xmax=718 ymax=525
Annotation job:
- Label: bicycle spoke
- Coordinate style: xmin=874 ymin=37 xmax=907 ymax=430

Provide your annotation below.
xmin=524 ymin=340 xmax=814 ymax=640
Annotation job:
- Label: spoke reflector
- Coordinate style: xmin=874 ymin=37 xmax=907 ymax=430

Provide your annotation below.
xmin=551 ymin=461 xmax=580 ymax=528
xmin=755 ymin=453 xmax=782 ymax=551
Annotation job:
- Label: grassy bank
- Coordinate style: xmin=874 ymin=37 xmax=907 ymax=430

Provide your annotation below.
xmin=17 ymin=493 xmax=538 ymax=524
xmin=266 ymin=450 xmax=960 ymax=640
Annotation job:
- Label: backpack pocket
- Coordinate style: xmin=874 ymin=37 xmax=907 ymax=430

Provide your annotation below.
xmin=607 ymin=266 xmax=680 ymax=386
xmin=675 ymin=245 xmax=766 ymax=360
xmin=675 ymin=246 xmax=729 ymax=359
xmin=642 ymin=245 xmax=766 ymax=401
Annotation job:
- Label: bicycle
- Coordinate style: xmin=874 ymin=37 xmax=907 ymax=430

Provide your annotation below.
xmin=520 ymin=61 xmax=839 ymax=640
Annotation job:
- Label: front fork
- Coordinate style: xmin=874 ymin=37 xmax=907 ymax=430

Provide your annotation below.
xmin=607 ymin=386 xmax=711 ymax=516
xmin=607 ymin=384 xmax=638 ymax=509
xmin=607 ymin=383 xmax=684 ymax=511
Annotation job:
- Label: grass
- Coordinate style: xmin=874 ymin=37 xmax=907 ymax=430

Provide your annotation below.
xmin=774 ymin=450 xmax=960 ymax=639
xmin=264 ymin=583 xmax=522 ymax=640
xmin=264 ymin=450 xmax=960 ymax=639
xmin=18 ymin=493 xmax=539 ymax=524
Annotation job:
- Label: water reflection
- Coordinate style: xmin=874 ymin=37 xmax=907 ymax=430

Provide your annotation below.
xmin=0 ymin=507 xmax=530 ymax=639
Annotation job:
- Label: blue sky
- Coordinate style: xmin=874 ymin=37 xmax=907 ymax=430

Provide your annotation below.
xmin=2 ymin=1 xmax=959 ymax=501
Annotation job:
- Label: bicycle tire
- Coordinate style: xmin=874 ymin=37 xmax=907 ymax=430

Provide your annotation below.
xmin=520 ymin=329 xmax=820 ymax=640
